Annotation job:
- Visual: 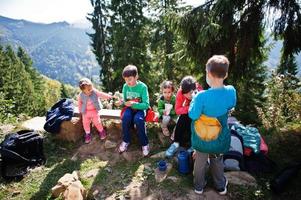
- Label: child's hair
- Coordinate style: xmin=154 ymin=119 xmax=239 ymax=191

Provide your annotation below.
xmin=160 ymin=80 xmax=175 ymax=92
xmin=180 ymin=76 xmax=196 ymax=94
xmin=79 ymin=78 xmax=92 ymax=90
xmin=206 ymin=55 xmax=229 ymax=78
xmin=122 ymin=65 xmax=138 ymax=78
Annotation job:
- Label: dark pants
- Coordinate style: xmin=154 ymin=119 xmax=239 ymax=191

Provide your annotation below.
xmin=174 ymin=114 xmax=192 ymax=147
xmin=122 ymin=107 xmax=148 ymax=146
xmin=194 ymin=151 xmax=226 ymax=190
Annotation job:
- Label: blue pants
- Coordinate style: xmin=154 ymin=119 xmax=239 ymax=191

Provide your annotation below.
xmin=122 ymin=108 xmax=148 ymax=146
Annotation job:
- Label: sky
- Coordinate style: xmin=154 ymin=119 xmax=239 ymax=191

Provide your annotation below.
xmin=0 ymin=0 xmax=203 ymax=24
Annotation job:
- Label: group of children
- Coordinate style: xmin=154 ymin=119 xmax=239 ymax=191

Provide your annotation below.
xmin=77 ymin=55 xmax=236 ymax=195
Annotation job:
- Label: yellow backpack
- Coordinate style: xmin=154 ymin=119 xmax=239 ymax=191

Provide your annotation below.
xmin=194 ymin=115 xmax=222 ymax=141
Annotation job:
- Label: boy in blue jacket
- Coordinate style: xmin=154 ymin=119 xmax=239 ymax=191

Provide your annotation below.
xmin=189 ymin=55 xmax=236 ymax=195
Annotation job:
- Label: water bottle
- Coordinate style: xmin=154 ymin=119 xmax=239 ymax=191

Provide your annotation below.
xmin=177 ymin=150 xmax=190 ymax=174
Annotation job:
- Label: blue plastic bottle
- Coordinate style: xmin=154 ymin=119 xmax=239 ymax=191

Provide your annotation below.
xmin=178 ymin=150 xmax=190 ymax=174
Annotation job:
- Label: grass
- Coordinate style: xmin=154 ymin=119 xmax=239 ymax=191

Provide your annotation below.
xmin=0 ymin=121 xmax=301 ymax=199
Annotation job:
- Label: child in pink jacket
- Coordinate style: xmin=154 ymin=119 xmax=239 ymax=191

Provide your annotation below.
xmin=78 ymin=78 xmax=112 ymax=143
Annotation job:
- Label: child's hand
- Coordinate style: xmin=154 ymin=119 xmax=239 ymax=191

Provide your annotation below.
xmin=192 ymin=151 xmax=196 ymax=160
xmin=107 ymin=92 xmax=113 ymax=99
xmin=125 ymin=101 xmax=134 ymax=107
xmin=114 ymin=99 xmax=123 ymax=107
xmin=163 ymin=110 xmax=168 ymax=116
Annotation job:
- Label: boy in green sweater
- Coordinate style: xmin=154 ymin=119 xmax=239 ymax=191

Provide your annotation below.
xmin=118 ymin=65 xmax=150 ymax=156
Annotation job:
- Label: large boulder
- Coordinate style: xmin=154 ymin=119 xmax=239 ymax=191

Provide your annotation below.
xmin=56 ymin=117 xmax=85 ymax=142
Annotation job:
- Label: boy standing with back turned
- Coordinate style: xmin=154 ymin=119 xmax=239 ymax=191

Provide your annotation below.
xmin=189 ymin=55 xmax=236 ymax=195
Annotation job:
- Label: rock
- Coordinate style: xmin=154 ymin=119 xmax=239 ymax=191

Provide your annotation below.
xmin=58 ymin=171 xmax=79 ymax=186
xmin=12 ymin=191 xmax=21 ymax=196
xmin=21 ymin=117 xmax=45 ymax=131
xmin=0 ymin=124 xmax=15 ymax=134
xmin=157 ymin=130 xmax=171 ymax=146
xmin=71 ymin=152 xmax=79 ymax=161
xmin=154 ymin=162 xmax=173 ymax=183
xmin=166 ymin=176 xmax=179 ymax=183
xmin=83 ymin=169 xmax=99 ymax=178
xmin=92 ymin=189 xmax=100 ymax=197
xmin=150 ymin=151 xmax=165 ymax=159
xmin=104 ymin=140 xmax=117 ymax=149
xmin=104 ymin=167 xmax=112 ymax=173
xmin=51 ymin=184 xmax=66 ymax=198
xmin=52 ymin=171 xmax=86 ymax=199
xmin=56 ymin=117 xmax=85 ymax=142
xmin=122 ymin=151 xmax=142 ymax=162
xmin=225 ymin=171 xmax=257 ymax=186
xmin=63 ymin=180 xmax=86 ymax=200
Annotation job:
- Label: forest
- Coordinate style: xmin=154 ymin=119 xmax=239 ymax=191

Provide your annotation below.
xmin=87 ymin=0 xmax=301 ymax=129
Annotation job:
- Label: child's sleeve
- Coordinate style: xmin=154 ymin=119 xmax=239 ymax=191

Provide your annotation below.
xmin=169 ymin=95 xmax=177 ymax=116
xmin=175 ymin=90 xmax=189 ymax=115
xmin=157 ymin=98 xmax=165 ymax=116
xmin=132 ymin=85 xmax=149 ymax=110
xmin=77 ymin=95 xmax=82 ymax=113
xmin=228 ymin=86 xmax=237 ymax=110
xmin=122 ymin=84 xmax=127 ymax=103
xmin=188 ymin=93 xmax=203 ymax=120
xmin=95 ymin=89 xmax=112 ymax=100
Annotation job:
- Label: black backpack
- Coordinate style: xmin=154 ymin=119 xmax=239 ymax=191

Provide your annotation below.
xmin=0 ymin=130 xmax=46 ymax=180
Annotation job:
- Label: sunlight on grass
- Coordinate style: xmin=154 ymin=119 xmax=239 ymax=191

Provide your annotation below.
xmin=106 ymin=163 xmax=151 ymax=199
xmin=79 ymin=157 xmax=108 ymax=189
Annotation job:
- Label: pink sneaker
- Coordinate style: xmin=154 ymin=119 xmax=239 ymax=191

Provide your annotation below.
xmin=84 ymin=133 xmax=91 ymax=144
xmin=99 ymin=129 xmax=107 ymax=140
xmin=142 ymin=145 xmax=150 ymax=157
xmin=118 ymin=141 xmax=129 ymax=153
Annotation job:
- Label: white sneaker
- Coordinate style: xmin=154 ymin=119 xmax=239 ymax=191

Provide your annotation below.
xmin=119 ymin=141 xmax=129 ymax=153
xmin=194 ymin=189 xmax=203 ymax=195
xmin=217 ymin=178 xmax=228 ymax=195
xmin=142 ymin=145 xmax=150 ymax=157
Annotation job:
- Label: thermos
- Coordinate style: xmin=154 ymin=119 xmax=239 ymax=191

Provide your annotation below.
xmin=177 ymin=150 xmax=190 ymax=174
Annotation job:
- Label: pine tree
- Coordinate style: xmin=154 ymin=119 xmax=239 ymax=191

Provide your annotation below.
xmin=87 ymin=0 xmax=113 ymax=91
xmin=2 ymin=46 xmax=36 ymax=116
xmin=0 ymin=44 xmax=15 ymax=122
xmin=147 ymin=0 xmax=197 ymax=89
xmin=60 ymin=84 xmax=69 ymax=98
xmin=109 ymin=0 xmax=150 ymax=91
xmin=88 ymin=0 xmax=151 ymax=93
xmin=171 ymin=0 xmax=268 ymax=124
xmin=17 ymin=47 xmax=46 ymax=115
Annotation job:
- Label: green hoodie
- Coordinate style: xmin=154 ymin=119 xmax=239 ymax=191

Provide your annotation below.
xmin=122 ymin=81 xmax=149 ymax=110
xmin=157 ymin=95 xmax=177 ymax=118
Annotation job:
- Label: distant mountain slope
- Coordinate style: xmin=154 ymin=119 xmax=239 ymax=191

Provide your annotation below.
xmin=266 ymin=39 xmax=301 ymax=75
xmin=0 ymin=15 xmax=99 ymax=85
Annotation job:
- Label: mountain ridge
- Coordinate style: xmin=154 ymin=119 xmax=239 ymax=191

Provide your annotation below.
xmin=0 ymin=15 xmax=99 ymax=86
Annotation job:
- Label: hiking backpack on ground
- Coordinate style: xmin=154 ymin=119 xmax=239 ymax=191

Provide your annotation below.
xmin=0 ymin=130 xmax=46 ymax=180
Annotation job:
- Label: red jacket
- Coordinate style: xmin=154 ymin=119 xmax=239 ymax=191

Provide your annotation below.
xmin=175 ymin=83 xmax=203 ymax=115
